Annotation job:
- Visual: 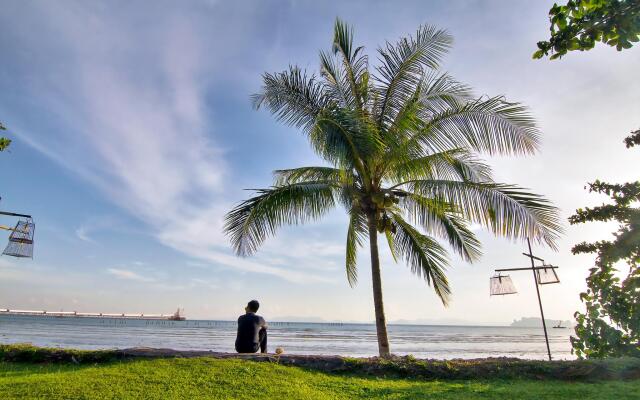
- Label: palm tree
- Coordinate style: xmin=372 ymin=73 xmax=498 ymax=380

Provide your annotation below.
xmin=224 ymin=19 xmax=562 ymax=358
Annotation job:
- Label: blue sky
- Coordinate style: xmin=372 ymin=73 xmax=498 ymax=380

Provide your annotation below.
xmin=0 ymin=1 xmax=638 ymax=324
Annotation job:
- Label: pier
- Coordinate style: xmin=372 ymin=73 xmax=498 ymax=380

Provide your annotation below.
xmin=0 ymin=308 xmax=185 ymax=320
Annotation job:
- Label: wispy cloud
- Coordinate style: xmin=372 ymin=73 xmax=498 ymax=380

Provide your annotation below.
xmin=132 ymin=261 xmax=146 ymax=266
xmin=190 ymin=278 xmax=219 ymax=290
xmin=75 ymin=215 xmax=136 ymax=244
xmin=75 ymin=227 xmax=94 ymax=243
xmin=106 ymin=268 xmax=155 ymax=283
xmin=4 ymin=3 xmax=329 ymax=283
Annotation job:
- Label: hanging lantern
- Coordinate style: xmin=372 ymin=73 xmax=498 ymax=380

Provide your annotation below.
xmin=490 ymin=274 xmax=517 ymax=295
xmin=536 ymin=265 xmax=560 ymax=285
xmin=2 ymin=219 xmax=35 ymax=258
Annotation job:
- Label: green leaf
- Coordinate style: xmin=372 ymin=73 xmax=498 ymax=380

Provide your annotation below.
xmin=532 ymin=49 xmax=545 ymax=59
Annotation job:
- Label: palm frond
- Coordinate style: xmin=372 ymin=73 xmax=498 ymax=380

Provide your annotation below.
xmin=388 ymin=212 xmax=451 ymax=304
xmin=375 ymin=25 xmax=453 ymax=129
xmin=384 ymin=77 xmax=423 ymax=139
xmin=398 ymin=192 xmax=482 ymax=262
xmin=336 ymin=184 xmax=361 ymax=211
xmin=346 ymin=209 xmax=368 ymax=287
xmin=274 ymin=166 xmax=351 ymax=185
xmin=332 ymin=18 xmax=355 ymax=63
xmin=224 ymin=182 xmax=337 ymax=256
xmin=319 ymin=50 xmax=351 ymax=108
xmin=412 ymin=96 xmax=541 ymax=156
xmin=252 ymin=66 xmax=327 ymax=133
xmin=400 ymin=180 xmax=563 ymax=249
xmin=384 ymin=148 xmax=493 ymax=184
xmin=273 ymin=166 xmax=361 ymax=214
xmin=332 ymin=18 xmax=369 ymax=110
xmin=420 ymin=72 xmax=474 ymax=115
xmin=384 ymin=229 xmax=399 ymax=263
xmin=381 ymin=73 xmax=473 ymax=158
xmin=310 ymin=107 xmax=381 ymax=177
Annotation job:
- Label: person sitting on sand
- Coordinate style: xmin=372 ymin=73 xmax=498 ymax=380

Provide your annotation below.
xmin=235 ymin=300 xmax=268 ymax=354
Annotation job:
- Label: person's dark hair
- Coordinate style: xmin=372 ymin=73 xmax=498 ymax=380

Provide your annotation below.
xmin=247 ymin=300 xmax=260 ymax=312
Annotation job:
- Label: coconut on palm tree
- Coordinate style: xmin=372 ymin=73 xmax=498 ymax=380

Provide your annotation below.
xmin=224 ymin=19 xmax=562 ymax=358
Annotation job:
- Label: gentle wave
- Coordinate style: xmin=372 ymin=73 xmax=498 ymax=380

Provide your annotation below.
xmin=0 ymin=315 xmax=574 ymax=360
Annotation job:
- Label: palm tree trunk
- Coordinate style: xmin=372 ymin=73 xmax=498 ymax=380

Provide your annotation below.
xmin=368 ymin=215 xmax=391 ymax=357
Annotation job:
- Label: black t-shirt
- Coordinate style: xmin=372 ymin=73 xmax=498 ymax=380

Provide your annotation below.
xmin=235 ymin=313 xmax=266 ymax=351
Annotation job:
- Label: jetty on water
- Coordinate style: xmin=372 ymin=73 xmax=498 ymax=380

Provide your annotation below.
xmin=0 ymin=308 xmax=186 ymax=321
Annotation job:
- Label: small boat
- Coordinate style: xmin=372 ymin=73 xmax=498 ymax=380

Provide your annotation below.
xmin=168 ymin=308 xmax=186 ymax=321
xmin=552 ymin=321 xmax=566 ymax=329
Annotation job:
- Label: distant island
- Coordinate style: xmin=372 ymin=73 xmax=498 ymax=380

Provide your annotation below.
xmin=511 ymin=317 xmax=573 ymax=328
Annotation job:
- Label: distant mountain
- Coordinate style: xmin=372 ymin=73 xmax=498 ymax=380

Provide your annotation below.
xmin=511 ymin=317 xmax=573 ymax=328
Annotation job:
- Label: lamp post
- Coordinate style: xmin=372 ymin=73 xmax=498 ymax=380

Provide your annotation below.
xmin=490 ymin=238 xmax=560 ymax=361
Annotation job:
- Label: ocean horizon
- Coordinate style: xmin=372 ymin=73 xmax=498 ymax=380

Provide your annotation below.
xmin=0 ymin=314 xmax=574 ymax=360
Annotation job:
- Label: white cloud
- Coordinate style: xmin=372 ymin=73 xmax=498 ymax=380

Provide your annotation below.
xmin=132 ymin=261 xmax=146 ymax=266
xmin=7 ymin=4 xmax=325 ymax=283
xmin=106 ymin=268 xmax=155 ymax=283
xmin=75 ymin=226 xmax=94 ymax=243
xmin=190 ymin=278 xmax=219 ymax=290
xmin=74 ymin=215 xmax=133 ymax=244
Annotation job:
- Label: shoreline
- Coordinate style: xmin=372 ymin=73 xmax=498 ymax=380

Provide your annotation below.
xmin=1 ymin=344 xmax=637 ymax=381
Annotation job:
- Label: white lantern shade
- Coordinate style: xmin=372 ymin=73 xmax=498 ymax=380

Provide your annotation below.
xmin=536 ymin=267 xmax=560 ymax=285
xmin=490 ymin=275 xmax=517 ymax=296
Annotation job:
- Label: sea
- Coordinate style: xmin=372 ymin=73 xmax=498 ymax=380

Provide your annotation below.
xmin=0 ymin=315 xmax=574 ymax=360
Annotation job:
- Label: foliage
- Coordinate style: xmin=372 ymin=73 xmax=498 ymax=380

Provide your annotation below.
xmin=0 ymin=122 xmax=10 ymax=151
xmin=0 ymin=343 xmax=122 ymax=364
xmin=0 ymin=355 xmax=639 ymax=399
xmin=341 ymin=355 xmax=640 ymax=381
xmin=3 ymin=344 xmax=639 ymax=381
xmin=225 ymin=18 xmax=561 ymax=356
xmin=570 ymin=130 xmax=640 ymax=359
xmin=534 ymin=0 xmax=640 ymax=59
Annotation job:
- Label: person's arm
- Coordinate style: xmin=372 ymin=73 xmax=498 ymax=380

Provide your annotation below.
xmin=260 ymin=316 xmax=268 ymax=329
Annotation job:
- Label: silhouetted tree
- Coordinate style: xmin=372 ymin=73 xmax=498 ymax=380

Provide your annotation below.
xmin=570 ymin=129 xmax=640 ymax=358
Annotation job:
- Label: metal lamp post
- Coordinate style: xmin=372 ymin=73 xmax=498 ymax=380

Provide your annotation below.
xmin=490 ymin=238 xmax=560 ymax=361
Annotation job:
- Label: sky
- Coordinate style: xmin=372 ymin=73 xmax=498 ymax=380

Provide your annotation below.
xmin=0 ymin=1 xmax=638 ymax=325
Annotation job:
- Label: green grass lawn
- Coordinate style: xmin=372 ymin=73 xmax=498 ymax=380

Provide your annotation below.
xmin=0 ymin=357 xmax=638 ymax=399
